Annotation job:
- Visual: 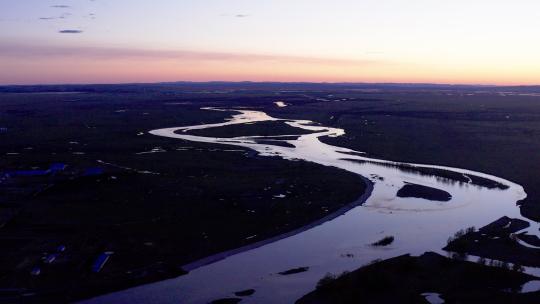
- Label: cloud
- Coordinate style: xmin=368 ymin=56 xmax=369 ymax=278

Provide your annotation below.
xmin=51 ymin=5 xmax=71 ymax=8
xmin=39 ymin=12 xmax=71 ymax=21
xmin=0 ymin=43 xmax=389 ymax=68
xmin=220 ymin=13 xmax=250 ymax=18
xmin=58 ymin=30 xmax=83 ymax=34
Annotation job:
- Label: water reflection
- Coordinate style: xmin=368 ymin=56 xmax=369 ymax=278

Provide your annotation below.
xmin=84 ymin=108 xmax=539 ymax=304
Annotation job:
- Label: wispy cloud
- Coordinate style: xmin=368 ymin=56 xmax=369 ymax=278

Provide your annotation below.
xmin=51 ymin=5 xmax=71 ymax=8
xmin=39 ymin=13 xmax=71 ymax=21
xmin=0 ymin=44 xmax=386 ymax=67
xmin=58 ymin=30 xmax=83 ymax=34
xmin=220 ymin=13 xmax=250 ymax=18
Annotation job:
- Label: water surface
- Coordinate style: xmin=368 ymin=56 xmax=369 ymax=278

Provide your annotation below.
xmin=84 ymin=108 xmax=539 ymax=303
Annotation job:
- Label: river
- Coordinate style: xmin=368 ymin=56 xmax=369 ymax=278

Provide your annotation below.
xmin=83 ymin=107 xmax=540 ymax=303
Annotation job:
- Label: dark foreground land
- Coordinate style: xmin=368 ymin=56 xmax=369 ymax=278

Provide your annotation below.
xmin=1 ymin=82 xmax=540 ymax=302
xmin=297 ymin=252 xmax=539 ymax=304
xmin=0 ymin=87 xmax=365 ymax=303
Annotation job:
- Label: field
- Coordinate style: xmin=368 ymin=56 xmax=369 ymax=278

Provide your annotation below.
xmin=1 ymin=82 xmax=540 ymax=302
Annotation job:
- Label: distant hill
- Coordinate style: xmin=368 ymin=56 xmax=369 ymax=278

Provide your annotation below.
xmin=1 ymin=81 xmax=539 ymax=94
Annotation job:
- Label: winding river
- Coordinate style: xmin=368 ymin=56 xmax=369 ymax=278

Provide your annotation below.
xmin=84 ymin=107 xmax=540 ymax=303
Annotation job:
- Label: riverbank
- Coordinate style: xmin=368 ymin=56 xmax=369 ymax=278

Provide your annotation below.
xmin=0 ymin=92 xmax=367 ymax=303
xmin=182 ymin=176 xmax=373 ymax=272
xmin=297 ymin=252 xmax=540 ymax=304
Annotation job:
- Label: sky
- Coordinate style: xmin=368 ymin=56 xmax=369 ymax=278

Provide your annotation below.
xmin=1 ymin=0 xmax=539 ymax=85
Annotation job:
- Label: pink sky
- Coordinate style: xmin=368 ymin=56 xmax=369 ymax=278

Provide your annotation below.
xmin=1 ymin=0 xmax=539 ymax=85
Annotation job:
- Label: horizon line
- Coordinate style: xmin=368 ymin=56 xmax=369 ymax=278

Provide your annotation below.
xmin=1 ymin=80 xmax=539 ymax=88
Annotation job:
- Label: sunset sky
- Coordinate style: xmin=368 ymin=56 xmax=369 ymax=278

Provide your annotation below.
xmin=1 ymin=0 xmax=539 ymax=85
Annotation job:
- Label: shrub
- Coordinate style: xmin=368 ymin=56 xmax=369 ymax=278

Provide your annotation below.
xmin=337 ymin=271 xmax=350 ymax=279
xmin=509 ymin=233 xmax=519 ymax=243
xmin=446 ymin=226 xmax=476 ymax=246
xmin=450 ymin=252 xmax=468 ymax=261
xmin=465 ymin=226 xmax=476 ymax=234
xmin=371 ymin=236 xmax=394 ymax=246
xmin=316 ymin=273 xmax=337 ymax=289
xmin=512 ymin=263 xmax=525 ymax=273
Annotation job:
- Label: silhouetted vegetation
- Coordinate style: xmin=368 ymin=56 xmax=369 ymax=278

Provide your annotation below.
xmin=316 ymin=273 xmax=337 ymax=290
xmin=234 ymin=289 xmax=256 ymax=297
xmin=371 ymin=236 xmax=395 ymax=246
xmin=446 ymin=226 xmax=476 ymax=251
xmin=299 ymin=252 xmax=538 ymax=304
xmin=279 ymin=266 xmax=310 ymax=275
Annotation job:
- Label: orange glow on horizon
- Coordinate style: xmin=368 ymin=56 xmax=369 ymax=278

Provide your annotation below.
xmin=2 ymin=54 xmax=539 ymax=86
xmin=2 ymin=1 xmax=540 ymax=86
